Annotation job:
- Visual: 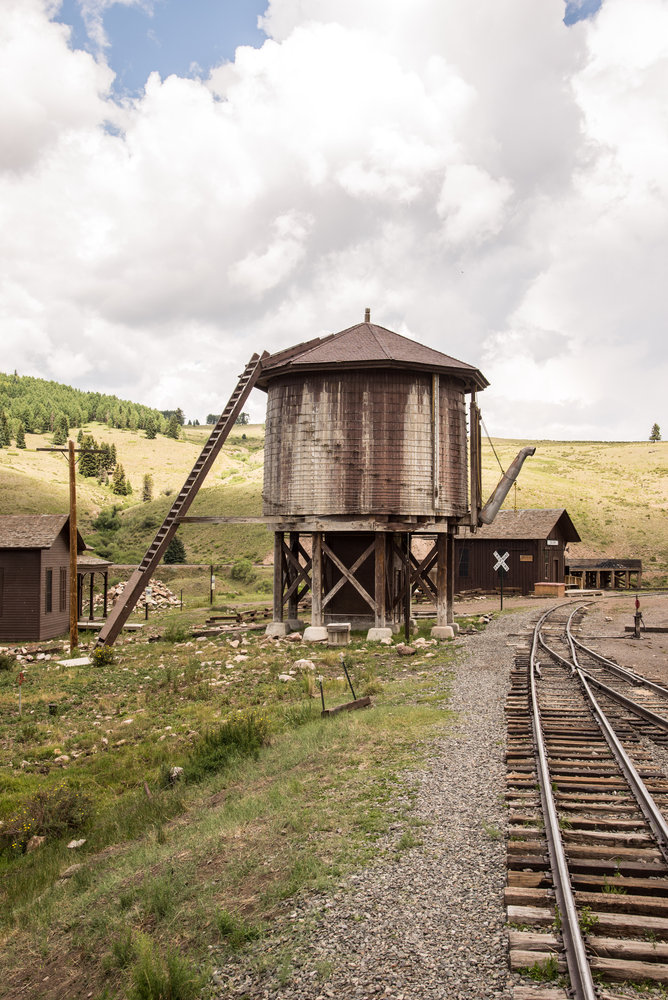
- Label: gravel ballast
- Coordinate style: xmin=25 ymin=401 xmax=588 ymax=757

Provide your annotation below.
xmin=214 ymin=607 xmax=542 ymax=1000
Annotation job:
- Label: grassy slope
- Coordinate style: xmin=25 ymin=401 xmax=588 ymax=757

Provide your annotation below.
xmin=1 ymin=425 xmax=667 ymax=583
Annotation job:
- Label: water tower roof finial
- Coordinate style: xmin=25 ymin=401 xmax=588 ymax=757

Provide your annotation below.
xmin=364 ymin=307 xmax=370 ymax=323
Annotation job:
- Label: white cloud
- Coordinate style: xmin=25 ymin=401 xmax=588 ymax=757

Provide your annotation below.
xmin=1 ymin=0 xmax=667 ymax=441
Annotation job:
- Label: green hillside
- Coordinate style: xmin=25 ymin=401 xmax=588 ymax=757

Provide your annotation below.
xmin=1 ymin=419 xmax=667 ymax=585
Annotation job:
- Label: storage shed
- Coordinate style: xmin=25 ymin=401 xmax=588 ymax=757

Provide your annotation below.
xmin=565 ymin=558 xmax=642 ymax=591
xmin=0 ymin=515 xmax=85 ymax=641
xmin=454 ymin=509 xmax=580 ymax=596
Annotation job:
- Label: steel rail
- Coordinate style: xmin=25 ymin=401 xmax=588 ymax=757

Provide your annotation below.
xmin=539 ymin=631 xmax=668 ymax=735
xmin=579 ymin=670 xmax=668 ymax=734
xmin=530 ymin=607 xmax=598 ymax=1000
xmin=564 ymin=608 xmax=668 ymax=865
xmin=570 ymin=631 xmax=668 ymax=698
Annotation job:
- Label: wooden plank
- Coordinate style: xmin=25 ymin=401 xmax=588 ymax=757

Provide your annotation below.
xmin=508 ymin=930 xmax=558 ymax=951
xmin=374 ymin=533 xmax=386 ymax=628
xmin=513 ymin=988 xmax=568 ymax=1000
xmin=588 ymin=935 xmax=668 ymax=961
xmin=590 ymin=955 xmax=668 ymax=983
xmin=509 ymin=950 xmax=565 ymax=972
xmin=507 ymin=905 xmax=554 ymax=927
xmin=321 ymin=696 xmax=371 ymax=717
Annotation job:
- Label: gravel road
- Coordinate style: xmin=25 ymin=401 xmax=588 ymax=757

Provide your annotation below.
xmin=214 ymin=605 xmax=544 ymax=1000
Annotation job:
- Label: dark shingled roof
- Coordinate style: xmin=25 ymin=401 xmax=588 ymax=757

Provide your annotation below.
xmin=566 ymin=558 xmax=642 ymax=571
xmin=460 ymin=509 xmax=581 ymax=543
xmin=256 ymin=321 xmax=488 ymax=391
xmin=0 ymin=515 xmax=85 ymax=550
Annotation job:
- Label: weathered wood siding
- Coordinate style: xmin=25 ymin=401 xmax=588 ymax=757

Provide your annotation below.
xmin=40 ymin=531 xmax=70 ymax=639
xmin=0 ymin=550 xmax=41 ymax=640
xmin=263 ymin=371 xmax=468 ymax=517
xmin=454 ymin=532 xmax=566 ymax=596
xmin=0 ymin=533 xmax=70 ymax=641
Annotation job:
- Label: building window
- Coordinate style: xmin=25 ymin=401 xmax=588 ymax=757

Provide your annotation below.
xmin=458 ymin=547 xmax=469 ymax=579
xmin=45 ymin=568 xmax=53 ymax=613
xmin=59 ymin=567 xmax=67 ymax=613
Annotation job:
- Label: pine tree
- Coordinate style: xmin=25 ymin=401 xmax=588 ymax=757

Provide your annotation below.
xmin=145 ymin=417 xmax=157 ymax=440
xmin=164 ymin=535 xmax=186 ymax=564
xmin=142 ymin=474 xmax=153 ymax=502
xmin=78 ymin=435 xmax=99 ymax=477
xmin=650 ymin=423 xmax=662 ymax=442
xmin=52 ymin=413 xmax=69 ymax=446
xmin=165 ymin=414 xmax=180 ymax=439
xmin=111 ymin=463 xmax=127 ymax=495
xmin=15 ymin=422 xmax=26 ymax=449
xmin=0 ymin=410 xmax=11 ymax=447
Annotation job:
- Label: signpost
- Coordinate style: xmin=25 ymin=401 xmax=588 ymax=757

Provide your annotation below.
xmin=493 ymin=549 xmax=510 ymax=610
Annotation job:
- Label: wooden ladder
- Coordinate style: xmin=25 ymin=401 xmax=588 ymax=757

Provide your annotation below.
xmin=96 ymin=352 xmax=267 ymax=646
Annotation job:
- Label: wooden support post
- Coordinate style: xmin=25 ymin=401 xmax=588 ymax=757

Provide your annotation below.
xmin=446 ymin=530 xmax=455 ymax=625
xmin=436 ymin=533 xmax=447 ymax=626
xmin=311 ymin=532 xmax=323 ymax=626
xmin=273 ymin=532 xmax=283 ymax=621
xmin=88 ymin=573 xmax=94 ymax=621
xmin=404 ymin=533 xmax=411 ymax=641
xmin=287 ymin=532 xmax=300 ymax=620
xmin=68 ymin=439 xmax=78 ymax=651
xmin=374 ymin=533 xmax=386 ymax=628
xmin=103 ymin=572 xmax=108 ymax=618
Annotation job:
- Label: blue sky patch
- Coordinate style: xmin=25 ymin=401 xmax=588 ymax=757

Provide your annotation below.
xmin=55 ymin=0 xmax=267 ymax=95
xmin=564 ymin=0 xmax=603 ymax=26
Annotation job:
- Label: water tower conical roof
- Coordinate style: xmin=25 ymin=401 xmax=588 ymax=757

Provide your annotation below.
xmin=256 ymin=320 xmax=488 ymax=391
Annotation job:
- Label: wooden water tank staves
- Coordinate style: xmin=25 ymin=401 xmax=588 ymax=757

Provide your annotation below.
xmin=258 ymin=319 xmax=488 ymax=521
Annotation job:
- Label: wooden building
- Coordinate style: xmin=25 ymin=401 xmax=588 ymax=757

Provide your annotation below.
xmin=0 ymin=515 xmax=85 ymax=641
xmin=257 ymin=314 xmax=491 ymax=633
xmin=454 ymin=509 xmax=580 ymax=596
xmin=565 ymin=558 xmax=642 ymax=591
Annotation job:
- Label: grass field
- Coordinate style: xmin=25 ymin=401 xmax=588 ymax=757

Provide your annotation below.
xmin=0 ymin=607 xmax=473 ymax=999
xmin=2 ymin=423 xmax=667 ymax=584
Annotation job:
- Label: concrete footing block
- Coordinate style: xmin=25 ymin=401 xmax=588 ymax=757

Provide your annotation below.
xmin=265 ymin=622 xmax=288 ymax=637
xmin=366 ymin=627 xmax=394 ymax=642
xmin=303 ymin=626 xmax=328 ymax=642
xmin=431 ymin=625 xmax=455 ymax=640
xmin=286 ymin=619 xmax=306 ymax=632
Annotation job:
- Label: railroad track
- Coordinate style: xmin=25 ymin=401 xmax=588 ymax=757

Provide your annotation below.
xmin=506 ymin=603 xmax=668 ymax=1000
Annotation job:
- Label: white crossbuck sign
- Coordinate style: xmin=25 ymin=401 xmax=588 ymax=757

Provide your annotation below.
xmin=493 ymin=550 xmax=510 ymax=573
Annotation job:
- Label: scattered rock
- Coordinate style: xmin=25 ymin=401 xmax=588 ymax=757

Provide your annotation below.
xmin=169 ymin=766 xmax=184 ymax=783
xmin=286 ymin=632 xmax=303 ymax=642
xmin=59 ymin=863 xmax=84 ymax=880
xmin=67 ymin=838 xmax=86 ymax=849
xmin=293 ymin=659 xmax=316 ymax=672
xmin=53 ymin=755 xmax=71 ymax=764
xmin=26 ymin=835 xmax=46 ymax=853
xmin=396 ymin=643 xmax=417 ymax=656
xmin=278 ymin=673 xmax=294 ymax=682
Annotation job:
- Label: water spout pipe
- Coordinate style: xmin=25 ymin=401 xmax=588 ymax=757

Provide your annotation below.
xmin=478 ymin=445 xmax=536 ymax=526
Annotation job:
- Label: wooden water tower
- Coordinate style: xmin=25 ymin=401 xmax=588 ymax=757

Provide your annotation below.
xmin=256 ymin=312 xmax=489 ymax=636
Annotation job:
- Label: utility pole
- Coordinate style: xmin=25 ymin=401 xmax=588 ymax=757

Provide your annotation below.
xmin=69 ymin=440 xmax=78 ymax=650
xmin=38 ymin=440 xmax=103 ymax=654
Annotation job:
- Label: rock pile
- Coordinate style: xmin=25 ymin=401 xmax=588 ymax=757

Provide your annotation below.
xmin=100 ymin=579 xmax=181 ymax=610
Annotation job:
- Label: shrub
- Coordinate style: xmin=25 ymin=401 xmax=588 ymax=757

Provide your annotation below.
xmin=92 ymin=645 xmax=115 ymax=667
xmin=230 ymin=558 xmax=256 ymax=585
xmin=183 ymin=711 xmax=270 ymax=783
xmin=128 ymin=934 xmax=203 ymax=1000
xmin=164 ymin=537 xmax=186 ymax=564
xmin=163 ymin=620 xmax=190 ymax=643
xmin=216 ymin=909 xmax=264 ymax=949
xmin=93 ymin=506 xmax=121 ymax=532
xmin=0 ymin=651 xmax=16 ymax=672
xmin=2 ymin=783 xmax=92 ymax=853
